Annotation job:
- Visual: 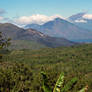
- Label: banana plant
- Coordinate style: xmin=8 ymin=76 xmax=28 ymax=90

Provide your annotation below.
xmin=41 ymin=72 xmax=52 ymax=92
xmin=53 ymin=73 xmax=64 ymax=92
xmin=61 ymin=77 xmax=77 ymax=92
xmin=41 ymin=72 xmax=88 ymax=92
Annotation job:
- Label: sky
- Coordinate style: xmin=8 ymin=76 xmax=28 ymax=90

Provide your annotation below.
xmin=0 ymin=0 xmax=92 ymax=26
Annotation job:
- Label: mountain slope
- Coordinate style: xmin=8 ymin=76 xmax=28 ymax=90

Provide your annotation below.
xmin=25 ymin=18 xmax=92 ymax=41
xmin=9 ymin=40 xmax=47 ymax=50
xmin=25 ymin=24 xmax=41 ymax=29
xmin=0 ymin=23 xmax=75 ymax=49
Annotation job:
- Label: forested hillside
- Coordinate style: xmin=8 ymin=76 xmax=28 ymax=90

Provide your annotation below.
xmin=0 ymin=44 xmax=92 ymax=92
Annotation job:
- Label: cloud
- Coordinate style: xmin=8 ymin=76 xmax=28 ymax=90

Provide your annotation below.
xmin=0 ymin=16 xmax=4 ymax=21
xmin=83 ymin=14 xmax=92 ymax=19
xmin=75 ymin=19 xmax=87 ymax=23
xmin=14 ymin=14 xmax=64 ymax=25
xmin=0 ymin=17 xmax=13 ymax=23
xmin=0 ymin=8 xmax=6 ymax=15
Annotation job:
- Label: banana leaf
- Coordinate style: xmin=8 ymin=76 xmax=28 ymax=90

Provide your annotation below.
xmin=41 ymin=72 xmax=52 ymax=92
xmin=62 ymin=77 xmax=77 ymax=92
xmin=53 ymin=73 xmax=64 ymax=92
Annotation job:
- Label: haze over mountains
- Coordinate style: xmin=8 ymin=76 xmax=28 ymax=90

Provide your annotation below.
xmin=0 ymin=12 xmax=92 ymax=50
xmin=25 ymin=17 xmax=92 ymax=42
xmin=24 ymin=12 xmax=92 ymax=31
xmin=0 ymin=23 xmax=75 ymax=49
xmin=68 ymin=12 xmax=92 ymax=30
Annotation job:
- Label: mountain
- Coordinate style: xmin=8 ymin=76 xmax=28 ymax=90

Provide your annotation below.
xmin=0 ymin=23 xmax=75 ymax=49
xmin=75 ymin=20 xmax=92 ymax=31
xmin=68 ymin=12 xmax=92 ymax=30
xmin=25 ymin=24 xmax=41 ymax=29
xmin=25 ymin=18 xmax=92 ymax=42
xmin=68 ymin=12 xmax=86 ymax=22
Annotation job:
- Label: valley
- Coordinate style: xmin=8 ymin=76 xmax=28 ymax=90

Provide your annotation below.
xmin=0 ymin=1 xmax=92 ymax=91
xmin=1 ymin=44 xmax=92 ymax=92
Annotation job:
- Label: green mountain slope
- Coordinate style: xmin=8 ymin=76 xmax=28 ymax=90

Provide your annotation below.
xmin=9 ymin=40 xmax=47 ymax=50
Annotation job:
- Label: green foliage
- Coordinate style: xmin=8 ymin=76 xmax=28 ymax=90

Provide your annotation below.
xmin=41 ymin=73 xmax=77 ymax=92
xmin=0 ymin=62 xmax=33 ymax=92
xmin=0 ymin=32 xmax=11 ymax=61
xmin=62 ymin=77 xmax=77 ymax=92
xmin=53 ymin=73 xmax=64 ymax=92
xmin=78 ymin=86 xmax=88 ymax=92
xmin=9 ymin=40 xmax=47 ymax=50
xmin=1 ymin=44 xmax=92 ymax=92
xmin=0 ymin=32 xmax=11 ymax=49
xmin=78 ymin=88 xmax=86 ymax=92
xmin=41 ymin=73 xmax=87 ymax=92
xmin=41 ymin=72 xmax=52 ymax=92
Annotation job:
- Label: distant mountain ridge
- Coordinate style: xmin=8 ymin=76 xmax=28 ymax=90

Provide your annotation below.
xmin=25 ymin=18 xmax=92 ymax=42
xmin=68 ymin=12 xmax=92 ymax=30
xmin=0 ymin=23 xmax=75 ymax=49
xmin=68 ymin=12 xmax=86 ymax=22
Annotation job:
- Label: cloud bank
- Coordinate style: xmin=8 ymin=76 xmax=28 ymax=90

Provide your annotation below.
xmin=14 ymin=14 xmax=64 ymax=25
xmin=75 ymin=19 xmax=87 ymax=23
xmin=72 ymin=13 xmax=92 ymax=23
xmin=0 ymin=9 xmax=92 ymax=26
xmin=83 ymin=14 xmax=92 ymax=19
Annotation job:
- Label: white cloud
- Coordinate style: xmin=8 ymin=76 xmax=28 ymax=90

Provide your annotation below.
xmin=75 ymin=19 xmax=87 ymax=23
xmin=83 ymin=14 xmax=92 ymax=19
xmin=50 ymin=14 xmax=64 ymax=20
xmin=14 ymin=14 xmax=64 ymax=25
xmin=0 ymin=16 xmax=4 ymax=21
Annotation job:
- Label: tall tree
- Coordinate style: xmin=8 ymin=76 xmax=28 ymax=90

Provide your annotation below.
xmin=0 ymin=32 xmax=11 ymax=60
